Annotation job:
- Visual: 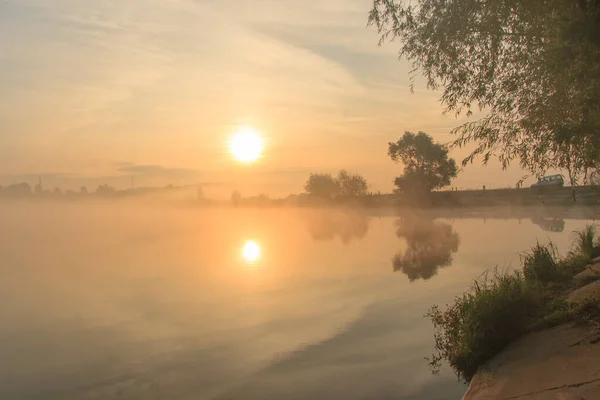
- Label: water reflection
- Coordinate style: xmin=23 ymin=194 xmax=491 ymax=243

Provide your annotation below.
xmin=242 ymin=240 xmax=261 ymax=264
xmin=392 ymin=216 xmax=460 ymax=281
xmin=306 ymin=211 xmax=370 ymax=244
xmin=3 ymin=205 xmax=596 ymax=400
xmin=531 ymin=215 xmax=565 ymax=232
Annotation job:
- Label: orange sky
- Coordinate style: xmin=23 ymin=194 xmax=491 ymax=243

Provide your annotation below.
xmin=0 ymin=0 xmax=531 ymax=198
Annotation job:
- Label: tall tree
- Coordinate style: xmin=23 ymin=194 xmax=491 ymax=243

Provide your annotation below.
xmin=96 ymin=184 xmax=116 ymax=196
xmin=389 ymin=131 xmax=458 ymax=196
xmin=337 ymin=170 xmax=369 ymax=197
xmin=369 ymin=0 xmax=600 ymax=180
xmin=231 ymin=190 xmax=241 ymax=207
xmin=304 ymin=173 xmax=340 ymax=199
xmin=1 ymin=182 xmax=32 ymax=197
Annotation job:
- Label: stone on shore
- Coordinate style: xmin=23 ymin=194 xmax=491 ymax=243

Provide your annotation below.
xmin=463 ymin=323 xmax=600 ymax=400
xmin=568 ymin=279 xmax=600 ymax=304
xmin=573 ymin=262 xmax=600 ymax=280
xmin=465 ymin=280 xmax=600 ymax=399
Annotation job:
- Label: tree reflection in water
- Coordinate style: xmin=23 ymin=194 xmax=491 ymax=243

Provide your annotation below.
xmin=392 ymin=216 xmax=460 ymax=281
xmin=307 ymin=211 xmax=370 ymax=244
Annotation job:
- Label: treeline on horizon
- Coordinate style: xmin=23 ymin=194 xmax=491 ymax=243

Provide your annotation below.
xmin=0 ymin=130 xmax=460 ymax=207
xmin=2 ymin=126 xmax=600 ymax=207
xmin=0 ymin=182 xmax=194 ymax=200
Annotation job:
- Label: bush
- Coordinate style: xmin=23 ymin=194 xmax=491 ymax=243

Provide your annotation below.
xmin=560 ymin=253 xmax=592 ymax=278
xmin=532 ymin=296 xmax=600 ymax=331
xmin=426 ymin=227 xmax=600 ymax=383
xmin=572 ymin=224 xmax=599 ymax=260
xmin=531 ymin=297 xmax=570 ymax=331
xmin=521 ymin=242 xmax=562 ymax=284
xmin=571 ymin=296 xmax=600 ymax=323
xmin=426 ymin=270 xmax=541 ymax=382
xmin=561 ymin=224 xmax=600 ymax=277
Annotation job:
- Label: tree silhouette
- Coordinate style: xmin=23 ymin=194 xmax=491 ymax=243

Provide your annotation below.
xmin=369 ymin=0 xmax=600 ymax=177
xmin=96 ymin=184 xmax=116 ymax=196
xmin=304 ymin=173 xmax=340 ymax=199
xmin=338 ymin=170 xmax=369 ymax=197
xmin=231 ymin=190 xmax=241 ymax=207
xmin=392 ymin=216 xmax=460 ymax=281
xmin=1 ymin=182 xmax=32 ymax=197
xmin=389 ymin=131 xmax=457 ymax=200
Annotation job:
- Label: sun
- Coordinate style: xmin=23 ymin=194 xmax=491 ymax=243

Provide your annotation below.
xmin=229 ymin=126 xmax=264 ymax=163
xmin=242 ymin=240 xmax=261 ymax=263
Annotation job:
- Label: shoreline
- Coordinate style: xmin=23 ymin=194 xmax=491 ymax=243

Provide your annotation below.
xmin=425 ymin=235 xmax=600 ymax=399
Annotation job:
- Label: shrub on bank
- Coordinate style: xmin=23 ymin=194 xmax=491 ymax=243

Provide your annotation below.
xmin=521 ymin=242 xmax=562 ymax=284
xmin=561 ymin=224 xmax=600 ymax=277
xmin=426 ymin=270 xmax=541 ymax=382
xmin=427 ymin=225 xmax=600 ymax=383
xmin=572 ymin=224 xmax=599 ymax=260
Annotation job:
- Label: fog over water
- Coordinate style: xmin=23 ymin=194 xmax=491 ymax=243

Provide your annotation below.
xmin=0 ymin=203 xmax=596 ymax=399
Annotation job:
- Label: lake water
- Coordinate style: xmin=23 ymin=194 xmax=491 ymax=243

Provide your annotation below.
xmin=0 ymin=204 xmax=596 ymax=400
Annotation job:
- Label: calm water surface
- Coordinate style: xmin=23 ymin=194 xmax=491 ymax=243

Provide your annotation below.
xmin=0 ymin=204 xmax=596 ymax=400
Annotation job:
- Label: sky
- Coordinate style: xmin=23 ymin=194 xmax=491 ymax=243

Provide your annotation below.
xmin=0 ymin=0 xmax=529 ymax=198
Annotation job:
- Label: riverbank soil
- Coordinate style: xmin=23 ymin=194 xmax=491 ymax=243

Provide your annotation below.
xmin=463 ymin=323 xmax=600 ymax=399
xmin=464 ymin=280 xmax=600 ymax=400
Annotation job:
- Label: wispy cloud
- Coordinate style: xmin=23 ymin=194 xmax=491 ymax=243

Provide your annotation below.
xmin=0 ymin=0 xmax=526 ymax=193
xmin=116 ymin=164 xmax=199 ymax=180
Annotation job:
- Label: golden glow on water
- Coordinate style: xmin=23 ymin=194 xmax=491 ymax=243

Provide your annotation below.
xmin=242 ymin=240 xmax=261 ymax=264
xmin=229 ymin=126 xmax=264 ymax=163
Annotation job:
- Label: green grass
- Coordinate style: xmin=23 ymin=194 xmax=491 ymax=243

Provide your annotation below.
xmin=531 ymin=296 xmax=600 ymax=331
xmin=572 ymin=224 xmax=599 ymax=260
xmin=530 ymin=297 xmax=570 ymax=331
xmin=427 ymin=225 xmax=600 ymax=383
xmin=521 ymin=242 xmax=562 ymax=284
xmin=426 ymin=270 xmax=541 ymax=382
xmin=561 ymin=223 xmax=600 ymax=276
xmin=575 ymin=274 xmax=600 ymax=288
xmin=571 ymin=296 xmax=600 ymax=322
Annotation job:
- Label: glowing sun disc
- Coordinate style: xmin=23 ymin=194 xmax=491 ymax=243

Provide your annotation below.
xmin=229 ymin=127 xmax=264 ymax=163
xmin=242 ymin=240 xmax=261 ymax=263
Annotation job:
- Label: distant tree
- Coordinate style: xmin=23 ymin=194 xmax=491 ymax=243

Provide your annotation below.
xmin=389 ymin=131 xmax=458 ymax=198
xmin=2 ymin=182 xmax=32 ymax=197
xmin=257 ymin=193 xmax=270 ymax=207
xmin=337 ymin=170 xmax=369 ymax=197
xmin=231 ymin=190 xmax=241 ymax=207
xmin=80 ymin=186 xmax=88 ymax=195
xmin=96 ymin=184 xmax=116 ymax=196
xmin=304 ymin=173 xmax=340 ymax=199
xmin=53 ymin=187 xmax=63 ymax=196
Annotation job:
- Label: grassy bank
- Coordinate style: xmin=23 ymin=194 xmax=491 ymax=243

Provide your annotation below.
xmin=427 ymin=224 xmax=600 ymax=383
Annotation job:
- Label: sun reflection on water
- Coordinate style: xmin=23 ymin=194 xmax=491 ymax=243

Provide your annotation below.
xmin=242 ymin=240 xmax=261 ymax=265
